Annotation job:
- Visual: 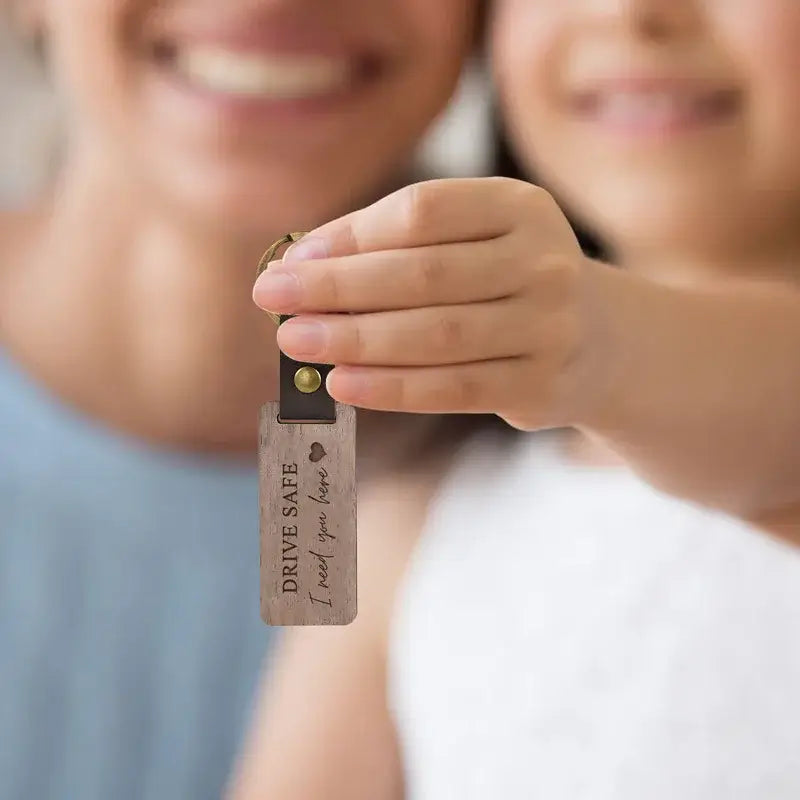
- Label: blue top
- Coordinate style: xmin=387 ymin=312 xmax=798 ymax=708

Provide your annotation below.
xmin=0 ymin=347 xmax=276 ymax=800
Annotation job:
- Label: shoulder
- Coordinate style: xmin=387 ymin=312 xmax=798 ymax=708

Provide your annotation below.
xmin=747 ymin=504 xmax=800 ymax=544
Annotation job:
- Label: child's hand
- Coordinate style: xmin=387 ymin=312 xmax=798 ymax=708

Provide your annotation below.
xmin=252 ymin=178 xmax=617 ymax=431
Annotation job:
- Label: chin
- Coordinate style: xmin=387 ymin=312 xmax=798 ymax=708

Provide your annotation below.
xmin=148 ymin=162 xmax=334 ymax=240
xmin=562 ymin=179 xmax=737 ymax=256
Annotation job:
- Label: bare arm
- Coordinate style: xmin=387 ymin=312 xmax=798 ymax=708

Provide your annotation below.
xmin=252 ymin=178 xmax=800 ymax=541
xmin=227 ymin=456 xmax=448 ymax=800
xmin=579 ymin=265 xmax=800 ymax=538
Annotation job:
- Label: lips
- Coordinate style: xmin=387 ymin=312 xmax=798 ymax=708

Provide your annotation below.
xmin=145 ymin=13 xmax=389 ymax=104
xmin=567 ymin=78 xmax=742 ymax=134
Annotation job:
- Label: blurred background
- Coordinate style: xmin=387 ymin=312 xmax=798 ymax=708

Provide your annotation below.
xmin=0 ymin=21 xmax=60 ymax=203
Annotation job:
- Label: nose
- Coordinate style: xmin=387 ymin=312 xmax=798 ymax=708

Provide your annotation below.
xmin=582 ymin=0 xmax=703 ymax=41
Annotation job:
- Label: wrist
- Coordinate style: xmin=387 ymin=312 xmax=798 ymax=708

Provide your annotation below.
xmin=568 ymin=261 xmax=664 ymax=436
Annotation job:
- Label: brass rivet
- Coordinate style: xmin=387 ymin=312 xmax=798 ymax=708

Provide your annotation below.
xmin=294 ymin=366 xmax=322 ymax=394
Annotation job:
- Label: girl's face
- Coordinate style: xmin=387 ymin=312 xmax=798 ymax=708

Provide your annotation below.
xmin=492 ymin=0 xmax=800 ymax=259
xmin=31 ymin=0 xmax=476 ymax=235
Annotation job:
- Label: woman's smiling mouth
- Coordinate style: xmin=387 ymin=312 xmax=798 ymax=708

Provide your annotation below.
xmin=144 ymin=12 xmax=391 ymax=117
xmin=164 ymin=46 xmax=353 ymax=100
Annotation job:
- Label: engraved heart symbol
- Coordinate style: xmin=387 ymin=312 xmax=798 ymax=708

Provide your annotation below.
xmin=309 ymin=442 xmax=327 ymax=463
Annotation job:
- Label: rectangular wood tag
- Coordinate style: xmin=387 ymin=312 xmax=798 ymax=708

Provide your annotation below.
xmin=259 ymin=402 xmax=357 ymax=626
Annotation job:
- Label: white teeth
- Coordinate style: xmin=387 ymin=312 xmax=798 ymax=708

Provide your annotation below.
xmin=572 ymin=85 xmax=740 ymax=130
xmin=172 ymin=47 xmax=352 ymax=98
xmin=597 ymin=92 xmax=695 ymax=125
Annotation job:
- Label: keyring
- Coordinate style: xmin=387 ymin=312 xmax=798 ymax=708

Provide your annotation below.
xmin=255 ymin=232 xmax=308 ymax=325
xmin=256 ymin=232 xmax=357 ymax=627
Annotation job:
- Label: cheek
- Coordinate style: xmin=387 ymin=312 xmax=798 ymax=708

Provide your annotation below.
xmin=491 ymin=1 xmax=564 ymax=177
xmin=725 ymin=3 xmax=800 ymax=186
xmin=411 ymin=0 xmax=475 ymax=42
xmin=492 ymin=0 xmax=556 ymax=84
xmin=408 ymin=0 xmax=475 ymax=83
xmin=377 ymin=0 xmax=475 ymax=151
xmin=46 ymin=0 xmax=131 ymax=130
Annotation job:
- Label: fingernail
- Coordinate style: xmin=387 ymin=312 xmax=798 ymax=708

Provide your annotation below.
xmin=279 ymin=320 xmax=329 ymax=358
xmin=253 ymin=271 xmax=302 ymax=310
xmin=328 ymin=367 xmax=370 ymax=403
xmin=283 ymin=236 xmax=328 ymax=264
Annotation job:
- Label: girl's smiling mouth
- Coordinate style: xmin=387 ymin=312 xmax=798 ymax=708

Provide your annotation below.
xmin=566 ymin=77 xmax=742 ymax=138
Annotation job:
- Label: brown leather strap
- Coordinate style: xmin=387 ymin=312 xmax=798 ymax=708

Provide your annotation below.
xmin=278 ymin=315 xmax=335 ymax=423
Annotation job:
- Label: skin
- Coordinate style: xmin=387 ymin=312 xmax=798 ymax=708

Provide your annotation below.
xmin=0 ymin=0 xmax=476 ymax=452
xmin=237 ymin=1 xmax=800 ymax=798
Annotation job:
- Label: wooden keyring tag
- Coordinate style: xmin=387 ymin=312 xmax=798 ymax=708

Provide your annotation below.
xmin=257 ymin=234 xmax=357 ymax=626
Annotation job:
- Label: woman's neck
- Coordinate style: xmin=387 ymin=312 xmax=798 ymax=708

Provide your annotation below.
xmin=0 ymin=159 xmax=302 ymax=454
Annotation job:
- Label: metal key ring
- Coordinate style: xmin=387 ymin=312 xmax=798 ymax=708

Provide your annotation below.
xmin=256 ymin=231 xmax=308 ymax=326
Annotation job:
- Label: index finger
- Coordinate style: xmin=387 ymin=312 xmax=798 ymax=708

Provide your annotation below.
xmin=284 ymin=177 xmax=539 ymax=262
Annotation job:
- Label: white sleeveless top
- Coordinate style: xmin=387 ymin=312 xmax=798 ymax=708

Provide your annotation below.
xmin=389 ymin=430 xmax=800 ymax=800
